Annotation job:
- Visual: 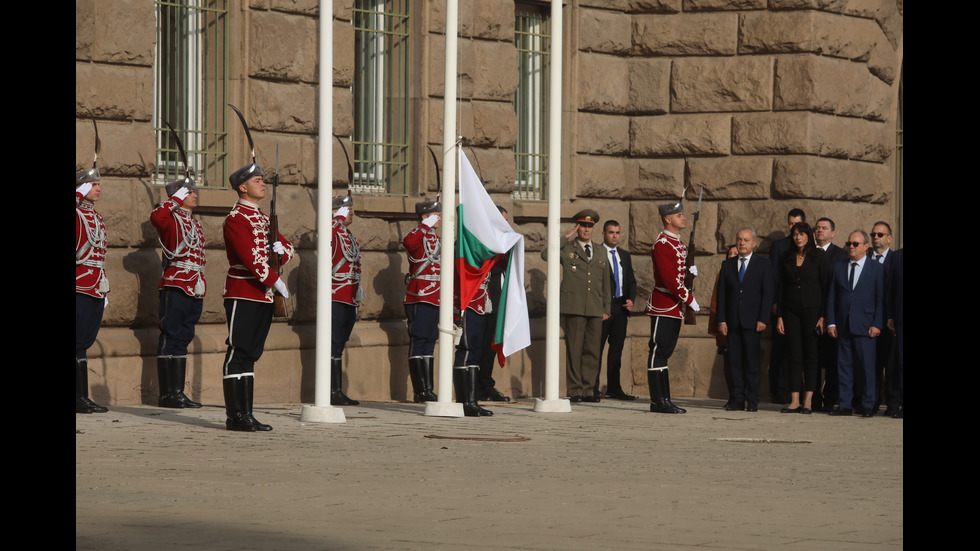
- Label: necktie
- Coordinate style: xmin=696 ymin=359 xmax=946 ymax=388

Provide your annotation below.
xmin=585 ymin=244 xmax=592 ymax=261
xmin=849 ymin=262 xmax=857 ymax=289
xmin=876 ymin=254 xmax=883 ymax=264
xmin=738 ymin=257 xmax=746 ymax=283
xmin=611 ymin=249 xmax=621 ymax=298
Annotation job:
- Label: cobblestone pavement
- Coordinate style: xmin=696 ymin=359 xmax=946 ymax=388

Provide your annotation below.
xmin=76 ymin=398 xmax=903 ymax=551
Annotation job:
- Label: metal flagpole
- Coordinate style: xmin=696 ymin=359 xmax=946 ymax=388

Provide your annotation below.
xmin=425 ymin=0 xmax=465 ymax=417
xmin=534 ymin=0 xmax=570 ymax=413
xmin=302 ymin=0 xmax=345 ymax=423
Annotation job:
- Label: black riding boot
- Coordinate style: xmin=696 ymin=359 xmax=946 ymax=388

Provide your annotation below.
xmin=331 ymin=358 xmax=359 ymax=406
xmin=76 ymin=359 xmax=108 ymax=414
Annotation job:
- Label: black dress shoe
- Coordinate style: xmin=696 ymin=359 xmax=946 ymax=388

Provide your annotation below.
xmin=892 ymin=408 xmax=903 ymax=419
xmin=479 ymin=387 xmax=511 ymax=402
xmin=883 ymin=407 xmax=897 ymax=417
xmin=861 ymin=409 xmax=875 ymax=418
xmin=746 ymin=402 xmax=759 ymax=412
xmin=569 ymin=396 xmax=583 ymax=403
xmin=829 ymin=407 xmax=853 ymax=416
xmin=723 ymin=400 xmax=744 ymax=411
xmin=801 ymin=407 xmax=813 ymax=415
xmin=581 ymin=395 xmax=600 ymax=403
xmin=605 ymin=389 xmax=637 ymax=401
xmin=780 ymin=405 xmax=803 ymax=414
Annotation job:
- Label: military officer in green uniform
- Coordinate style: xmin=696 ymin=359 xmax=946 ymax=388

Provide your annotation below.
xmin=546 ymin=209 xmax=612 ymax=402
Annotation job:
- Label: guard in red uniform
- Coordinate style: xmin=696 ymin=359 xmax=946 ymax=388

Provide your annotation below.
xmin=402 ymin=200 xmax=441 ymax=403
xmin=150 ymin=175 xmax=206 ymax=408
xmin=644 ymin=199 xmax=699 ymax=413
xmin=330 ymin=194 xmax=361 ymax=406
xmin=76 ymin=167 xmax=109 ymax=414
xmin=453 ymin=269 xmax=494 ymax=417
xmin=222 ymin=162 xmax=294 ymax=431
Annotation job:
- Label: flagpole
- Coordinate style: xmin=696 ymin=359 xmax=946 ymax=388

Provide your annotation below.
xmin=425 ymin=0 xmax=464 ymax=417
xmin=534 ymin=0 xmax=571 ymax=413
xmin=302 ymin=0 xmax=345 ymax=424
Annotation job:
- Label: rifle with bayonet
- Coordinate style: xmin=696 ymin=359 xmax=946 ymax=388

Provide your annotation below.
xmin=683 ymin=186 xmax=703 ymax=325
xmin=269 ymin=145 xmax=287 ymax=317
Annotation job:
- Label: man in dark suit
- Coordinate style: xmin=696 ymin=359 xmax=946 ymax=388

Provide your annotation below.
xmin=884 ymin=247 xmax=903 ymax=418
xmin=717 ymin=228 xmax=774 ymax=412
xmin=768 ymin=208 xmax=806 ymax=403
xmin=814 ymin=217 xmax=847 ymax=411
xmin=596 ymin=220 xmax=638 ymax=400
xmin=827 ymin=230 xmax=884 ymax=417
xmin=868 ymin=221 xmax=895 ymax=413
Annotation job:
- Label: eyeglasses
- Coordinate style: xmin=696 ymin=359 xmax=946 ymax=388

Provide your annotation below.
xmin=844 ymin=241 xmax=865 ymax=248
xmin=870 ymin=232 xmax=889 ymax=238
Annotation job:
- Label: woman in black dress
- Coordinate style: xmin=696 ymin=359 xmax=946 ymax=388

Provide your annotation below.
xmin=776 ymin=222 xmax=828 ymax=414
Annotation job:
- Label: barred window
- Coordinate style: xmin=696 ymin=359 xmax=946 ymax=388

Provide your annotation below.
xmin=353 ymin=0 xmax=411 ymax=195
xmin=154 ymin=0 xmax=229 ymax=187
xmin=513 ymin=5 xmax=549 ymax=201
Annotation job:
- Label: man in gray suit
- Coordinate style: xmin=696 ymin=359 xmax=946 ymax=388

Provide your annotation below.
xmin=549 ymin=209 xmax=612 ymax=402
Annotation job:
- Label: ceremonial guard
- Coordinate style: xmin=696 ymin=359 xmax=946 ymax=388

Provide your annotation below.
xmin=150 ymin=128 xmax=205 ymax=408
xmin=76 ymin=167 xmax=109 ymax=413
xmin=330 ymin=194 xmax=362 ymax=406
xmin=644 ymin=199 xmax=699 ymax=413
xmin=454 ymin=268 xmax=495 ymax=417
xmin=402 ymin=200 xmax=441 ymax=403
xmin=76 ymin=113 xmax=109 ymax=414
xmin=222 ymin=106 xmax=294 ymax=432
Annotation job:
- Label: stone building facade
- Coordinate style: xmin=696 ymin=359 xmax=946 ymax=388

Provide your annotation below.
xmin=75 ymin=0 xmax=903 ymax=406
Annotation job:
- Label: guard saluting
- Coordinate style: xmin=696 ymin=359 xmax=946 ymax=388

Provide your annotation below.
xmin=150 ymin=126 xmax=205 ymax=409
xmin=76 ymin=113 xmax=109 ymax=414
xmin=402 ymin=199 xmax=442 ymax=403
xmin=330 ymin=194 xmax=361 ymax=406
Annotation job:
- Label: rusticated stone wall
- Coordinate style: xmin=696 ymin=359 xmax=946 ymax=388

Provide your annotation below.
xmin=75 ymin=0 xmax=902 ymax=405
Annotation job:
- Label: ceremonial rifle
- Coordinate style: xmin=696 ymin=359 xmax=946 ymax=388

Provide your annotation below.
xmin=269 ymin=145 xmax=286 ymax=317
xmin=683 ymin=186 xmax=703 ymax=325
xmin=228 ymin=104 xmax=287 ymax=317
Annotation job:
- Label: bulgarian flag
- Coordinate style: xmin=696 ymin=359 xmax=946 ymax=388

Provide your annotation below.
xmin=456 ymin=149 xmax=531 ymax=366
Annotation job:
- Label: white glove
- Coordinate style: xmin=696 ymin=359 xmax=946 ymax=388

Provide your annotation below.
xmin=335 ymin=206 xmax=350 ymax=219
xmin=273 ymin=278 xmax=290 ymax=299
xmin=103 ymin=297 xmax=109 ymax=308
xmin=689 ymin=297 xmax=701 ymax=312
xmin=173 ymin=186 xmax=191 ymax=201
xmin=273 ymin=241 xmax=286 ymax=255
xmin=688 ymin=265 xmax=698 ymax=277
xmin=422 ymin=214 xmax=440 ymax=228
xmin=77 ymin=183 xmax=93 ymax=198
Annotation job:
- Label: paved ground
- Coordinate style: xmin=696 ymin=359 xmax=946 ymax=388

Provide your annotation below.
xmin=76 ymin=397 xmax=903 ymax=551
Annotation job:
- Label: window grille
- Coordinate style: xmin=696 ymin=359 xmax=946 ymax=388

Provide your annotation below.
xmin=513 ymin=6 xmax=549 ymax=201
xmin=154 ymin=0 xmax=228 ymax=187
xmin=353 ymin=0 xmax=411 ymax=195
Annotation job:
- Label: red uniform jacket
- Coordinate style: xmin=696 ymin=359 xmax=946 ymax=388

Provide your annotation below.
xmin=222 ymin=199 xmax=294 ymax=303
xmin=151 ymin=196 xmax=206 ymax=298
xmin=403 ymin=223 xmax=441 ymax=307
xmin=76 ymin=193 xmax=108 ymax=299
xmin=331 ymin=214 xmax=362 ymax=306
xmin=644 ymin=230 xmax=692 ymax=319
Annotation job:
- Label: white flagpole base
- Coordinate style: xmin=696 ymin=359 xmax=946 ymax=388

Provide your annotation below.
xmin=300 ymin=404 xmax=347 ymax=424
xmin=424 ymin=401 xmax=465 ymax=417
xmin=533 ymin=398 xmax=572 ymax=413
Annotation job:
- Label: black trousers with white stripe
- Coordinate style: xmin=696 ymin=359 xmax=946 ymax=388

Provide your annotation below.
xmin=223 ymin=299 xmax=273 ymax=377
xmin=647 ymin=315 xmax=681 ymax=370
